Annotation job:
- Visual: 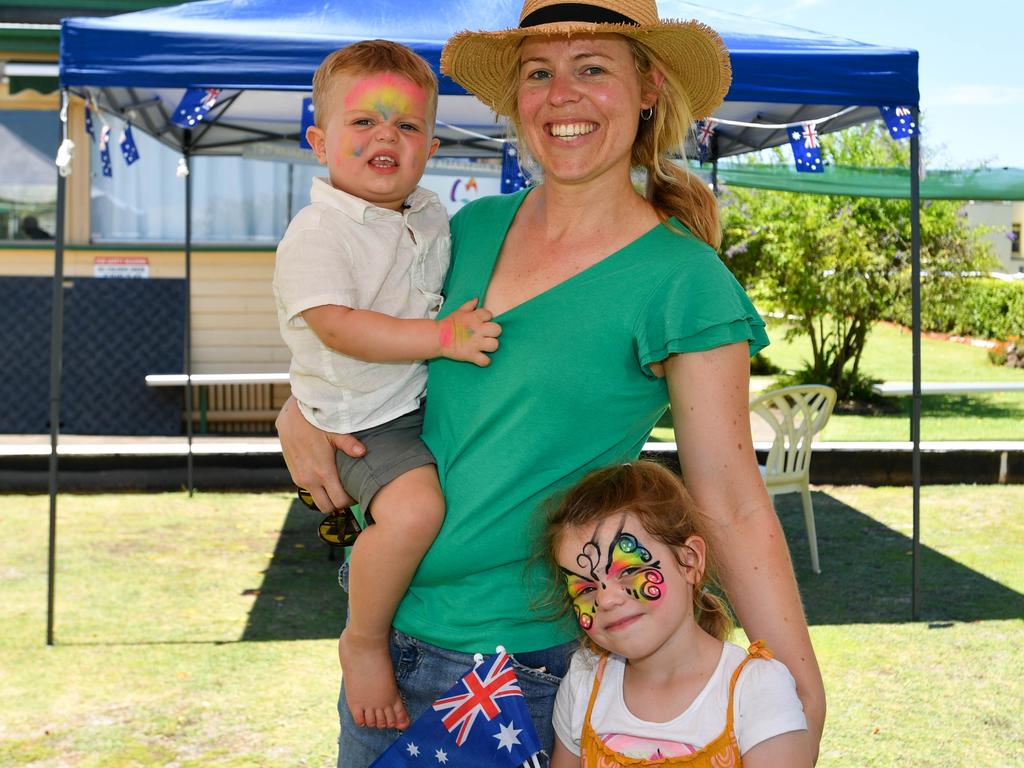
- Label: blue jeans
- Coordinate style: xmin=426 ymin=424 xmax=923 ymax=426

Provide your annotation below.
xmin=335 ymin=564 xmax=575 ymax=768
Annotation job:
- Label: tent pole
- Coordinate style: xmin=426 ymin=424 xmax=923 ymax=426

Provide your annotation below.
xmin=46 ymin=90 xmax=70 ymax=646
xmin=710 ymin=133 xmax=720 ymax=197
xmin=184 ymin=134 xmax=194 ymax=496
xmin=910 ymin=117 xmax=922 ymax=620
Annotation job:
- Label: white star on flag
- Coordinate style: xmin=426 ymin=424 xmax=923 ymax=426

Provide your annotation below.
xmin=493 ymin=721 xmax=523 ymax=752
xmin=405 ymin=742 xmax=420 ymax=757
xmin=434 ymin=748 xmax=448 ymax=764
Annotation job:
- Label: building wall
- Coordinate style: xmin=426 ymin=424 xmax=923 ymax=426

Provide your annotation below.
xmin=965 ymin=200 xmax=1024 ymax=273
xmin=0 ymin=245 xmax=288 ymax=373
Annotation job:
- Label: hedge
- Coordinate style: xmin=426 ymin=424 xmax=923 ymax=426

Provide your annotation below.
xmin=886 ymin=277 xmax=1024 ymax=340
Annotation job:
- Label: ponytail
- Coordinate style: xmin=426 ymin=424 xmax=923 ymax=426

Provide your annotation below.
xmin=649 ymin=160 xmax=722 ymax=250
xmin=630 ymin=40 xmax=722 ymax=251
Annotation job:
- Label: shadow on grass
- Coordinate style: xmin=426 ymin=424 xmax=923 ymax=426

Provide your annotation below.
xmin=241 ymin=500 xmax=348 ymax=641
xmin=240 ymin=491 xmax=1023 ymax=639
xmin=775 ymin=492 xmax=1024 ymax=625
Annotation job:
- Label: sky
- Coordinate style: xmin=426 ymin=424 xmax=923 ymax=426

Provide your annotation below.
xmin=700 ymin=0 xmax=1024 ymax=170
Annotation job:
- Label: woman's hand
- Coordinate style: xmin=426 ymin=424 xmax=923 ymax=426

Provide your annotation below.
xmin=663 ymin=345 xmax=825 ymax=763
xmin=275 ymin=396 xmax=366 ymax=512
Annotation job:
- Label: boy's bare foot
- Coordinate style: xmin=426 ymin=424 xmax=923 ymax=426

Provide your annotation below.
xmin=338 ymin=628 xmax=410 ymax=730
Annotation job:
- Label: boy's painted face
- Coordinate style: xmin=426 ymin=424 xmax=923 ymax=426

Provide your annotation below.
xmin=556 ymin=511 xmax=701 ymax=658
xmin=306 ymin=71 xmax=439 ymax=211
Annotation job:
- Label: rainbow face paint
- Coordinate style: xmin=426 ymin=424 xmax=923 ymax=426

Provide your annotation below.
xmin=561 ymin=516 xmax=665 ymax=631
xmin=343 ymin=73 xmax=427 ymax=121
xmin=562 ymin=569 xmax=598 ymax=630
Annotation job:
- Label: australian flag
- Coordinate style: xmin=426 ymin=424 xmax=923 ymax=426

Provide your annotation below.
xmin=369 ymin=649 xmax=543 ymax=768
xmin=501 ymin=143 xmax=529 ymax=194
xmin=119 ymin=124 xmax=140 ymax=165
xmin=299 ymin=97 xmax=315 ymax=150
xmin=788 ymin=123 xmax=823 ymax=173
xmin=695 ymin=120 xmax=715 ymax=163
xmin=98 ymin=124 xmax=112 ymax=178
xmin=172 ymin=87 xmax=222 ymax=128
xmin=880 ymin=106 xmax=918 ymax=140
xmin=85 ymin=102 xmax=95 ymax=141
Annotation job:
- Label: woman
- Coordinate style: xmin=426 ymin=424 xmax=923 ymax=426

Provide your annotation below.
xmin=278 ymin=1 xmax=825 ymax=764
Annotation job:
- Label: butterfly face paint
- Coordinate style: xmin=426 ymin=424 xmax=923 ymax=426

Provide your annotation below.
xmin=560 ymin=516 xmax=665 ymax=632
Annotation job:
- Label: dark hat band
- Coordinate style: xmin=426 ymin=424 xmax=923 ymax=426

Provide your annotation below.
xmin=520 ymin=3 xmax=640 ymax=28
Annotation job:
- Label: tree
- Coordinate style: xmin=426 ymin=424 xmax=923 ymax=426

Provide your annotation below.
xmin=720 ymin=124 xmax=994 ymax=401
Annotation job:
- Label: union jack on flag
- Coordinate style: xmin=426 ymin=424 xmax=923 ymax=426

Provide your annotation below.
xmin=788 ymin=122 xmax=823 ymax=173
xmin=880 ymin=105 xmax=918 ymax=139
xmin=369 ymin=648 xmax=543 ymax=768
xmin=696 ymin=120 xmax=715 ymax=163
xmin=172 ymin=88 xmax=223 ymax=128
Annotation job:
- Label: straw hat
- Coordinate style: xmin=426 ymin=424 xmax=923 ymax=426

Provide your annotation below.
xmin=441 ymin=0 xmax=731 ymax=119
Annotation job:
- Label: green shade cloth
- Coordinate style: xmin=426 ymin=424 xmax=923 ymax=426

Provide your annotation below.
xmin=703 ymin=163 xmax=1024 ymax=201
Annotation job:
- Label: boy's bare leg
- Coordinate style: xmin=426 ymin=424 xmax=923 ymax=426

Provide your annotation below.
xmin=339 ymin=464 xmax=443 ymax=730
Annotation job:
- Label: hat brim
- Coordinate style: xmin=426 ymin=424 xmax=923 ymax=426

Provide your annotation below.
xmin=441 ymin=19 xmax=731 ymax=119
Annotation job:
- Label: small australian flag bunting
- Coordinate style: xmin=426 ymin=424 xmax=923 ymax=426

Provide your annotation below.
xmin=98 ymin=124 xmax=113 ymax=178
xmin=501 ymin=143 xmax=528 ymax=194
xmin=880 ymin=106 xmax=918 ymax=140
xmin=84 ymin=102 xmax=95 ymax=141
xmin=299 ymin=97 xmax=315 ymax=150
xmin=788 ymin=123 xmax=823 ymax=173
xmin=369 ymin=648 xmax=543 ymax=768
xmin=172 ymin=87 xmax=222 ymax=128
xmin=119 ymin=124 xmax=140 ymax=165
xmin=696 ymin=120 xmax=715 ymax=163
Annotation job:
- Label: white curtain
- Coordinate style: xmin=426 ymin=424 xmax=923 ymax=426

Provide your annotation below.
xmin=90 ymin=116 xmax=320 ymax=244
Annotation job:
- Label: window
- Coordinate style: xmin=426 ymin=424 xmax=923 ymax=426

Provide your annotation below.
xmin=1012 ymin=223 xmax=1021 ymax=258
xmin=0 ymin=110 xmax=58 ymax=241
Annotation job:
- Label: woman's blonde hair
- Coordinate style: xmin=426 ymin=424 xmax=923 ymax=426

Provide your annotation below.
xmin=499 ymin=35 xmax=722 ymax=250
xmin=543 ymin=461 xmax=734 ymax=643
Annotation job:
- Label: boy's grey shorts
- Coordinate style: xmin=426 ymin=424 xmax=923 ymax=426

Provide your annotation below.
xmin=335 ymin=405 xmax=435 ymax=521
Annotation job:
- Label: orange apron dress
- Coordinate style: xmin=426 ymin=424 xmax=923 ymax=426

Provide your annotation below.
xmin=579 ymin=641 xmax=775 ymax=768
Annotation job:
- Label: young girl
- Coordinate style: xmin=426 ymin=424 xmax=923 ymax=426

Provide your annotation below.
xmin=546 ymin=461 xmax=811 ymax=767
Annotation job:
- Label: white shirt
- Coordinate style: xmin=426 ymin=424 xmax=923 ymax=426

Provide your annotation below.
xmin=553 ymin=642 xmax=807 ymax=759
xmin=273 ymin=177 xmax=450 ymax=433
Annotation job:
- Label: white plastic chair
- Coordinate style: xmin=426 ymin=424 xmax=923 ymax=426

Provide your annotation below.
xmin=749 ymin=384 xmax=837 ymax=574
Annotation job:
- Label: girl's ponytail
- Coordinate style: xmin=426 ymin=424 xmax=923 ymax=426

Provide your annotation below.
xmin=649 ymin=160 xmax=722 ymax=250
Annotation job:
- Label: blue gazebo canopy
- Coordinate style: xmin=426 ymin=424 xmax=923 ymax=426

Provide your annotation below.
xmin=58 ymin=0 xmax=919 ymax=157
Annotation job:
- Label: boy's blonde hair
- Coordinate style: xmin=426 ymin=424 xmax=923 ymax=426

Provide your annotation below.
xmin=311 ymin=40 xmax=439 ymax=129
xmin=544 ymin=460 xmax=734 ymax=642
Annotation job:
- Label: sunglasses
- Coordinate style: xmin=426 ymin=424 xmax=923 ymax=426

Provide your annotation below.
xmin=296 ymin=487 xmax=362 ymax=547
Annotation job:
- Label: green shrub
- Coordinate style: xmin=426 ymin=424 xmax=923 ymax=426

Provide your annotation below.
xmin=887 ymin=278 xmax=1024 ymax=340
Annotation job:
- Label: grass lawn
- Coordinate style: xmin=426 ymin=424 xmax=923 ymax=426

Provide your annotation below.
xmin=650 ymin=321 xmax=1024 ymax=443
xmin=2 ymin=489 xmax=1022 ymax=766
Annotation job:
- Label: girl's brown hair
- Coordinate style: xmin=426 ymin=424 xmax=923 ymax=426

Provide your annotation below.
xmin=543 ymin=461 xmax=733 ymax=642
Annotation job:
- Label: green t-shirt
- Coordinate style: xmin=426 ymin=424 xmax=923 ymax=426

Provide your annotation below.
xmin=392 ymin=189 xmax=769 ymax=653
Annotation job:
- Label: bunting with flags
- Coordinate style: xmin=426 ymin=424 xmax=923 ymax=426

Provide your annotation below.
xmin=880 ymin=106 xmax=918 ymax=140
xmin=788 ymin=123 xmax=824 ymax=173
xmin=369 ymin=648 xmax=543 ymax=768
xmin=299 ymin=97 xmax=315 ymax=150
xmin=501 ymin=143 xmax=529 ymax=194
xmin=172 ymin=88 xmax=222 ymax=128
xmin=98 ymin=124 xmax=113 ymax=177
xmin=119 ymin=124 xmax=140 ymax=165
xmin=696 ymin=120 xmax=715 ymax=163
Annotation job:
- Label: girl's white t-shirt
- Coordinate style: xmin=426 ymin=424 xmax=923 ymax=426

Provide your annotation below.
xmin=552 ymin=642 xmax=807 ymax=760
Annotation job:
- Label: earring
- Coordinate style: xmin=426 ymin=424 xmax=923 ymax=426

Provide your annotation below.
xmin=640 ymin=106 xmax=654 ymax=121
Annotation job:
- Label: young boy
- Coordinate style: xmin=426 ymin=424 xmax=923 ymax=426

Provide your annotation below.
xmin=273 ymin=40 xmax=501 ymax=731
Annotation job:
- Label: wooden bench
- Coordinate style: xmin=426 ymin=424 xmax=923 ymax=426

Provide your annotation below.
xmin=146 ymin=373 xmax=290 ymax=433
xmin=873 ymin=381 xmax=1024 ymax=396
